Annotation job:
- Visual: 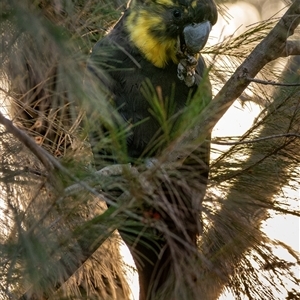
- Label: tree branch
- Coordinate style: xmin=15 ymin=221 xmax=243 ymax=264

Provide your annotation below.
xmin=168 ymin=0 xmax=300 ymax=160
xmin=197 ymin=37 xmax=300 ymax=300
xmin=0 ymin=111 xmax=55 ymax=171
xmin=0 ymin=112 xmax=144 ymax=300
xmin=0 ymin=111 xmax=137 ymax=214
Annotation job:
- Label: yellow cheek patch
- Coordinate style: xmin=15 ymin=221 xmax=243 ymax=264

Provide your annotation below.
xmin=126 ymin=10 xmax=178 ymax=68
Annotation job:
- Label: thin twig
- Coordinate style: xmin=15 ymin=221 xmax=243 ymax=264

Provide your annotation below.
xmin=0 ymin=111 xmax=54 ymax=171
xmin=212 ymin=133 xmax=300 ymax=146
xmin=246 ymin=77 xmax=300 ymax=87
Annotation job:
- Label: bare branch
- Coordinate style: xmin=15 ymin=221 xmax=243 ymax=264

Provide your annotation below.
xmin=0 ymin=110 xmax=160 ymax=300
xmin=0 ymin=111 xmax=142 ymax=218
xmin=168 ymin=0 xmax=300 ymax=160
xmin=3 ymin=123 xmax=144 ymax=300
xmin=246 ymin=77 xmax=300 ymax=87
xmin=0 ymin=111 xmax=55 ymax=171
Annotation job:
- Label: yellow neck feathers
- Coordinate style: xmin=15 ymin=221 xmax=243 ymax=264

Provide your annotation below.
xmin=126 ymin=10 xmax=179 ymax=68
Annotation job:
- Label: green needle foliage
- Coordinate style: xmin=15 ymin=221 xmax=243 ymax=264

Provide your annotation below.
xmin=0 ymin=0 xmax=299 ymax=300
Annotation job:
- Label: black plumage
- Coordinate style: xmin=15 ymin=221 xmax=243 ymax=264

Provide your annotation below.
xmin=88 ymin=2 xmax=216 ymax=160
xmin=87 ymin=1 xmax=217 ymax=299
